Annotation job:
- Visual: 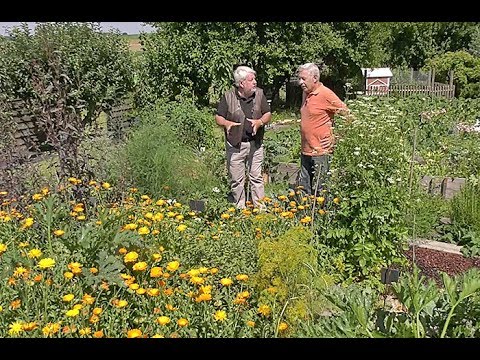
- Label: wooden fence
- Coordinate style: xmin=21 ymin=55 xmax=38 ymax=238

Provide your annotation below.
xmin=106 ymin=100 xmax=137 ymax=140
xmin=3 ymin=99 xmax=136 ymax=158
xmin=366 ymin=82 xmax=455 ymax=98
xmin=8 ymin=100 xmax=46 ymax=155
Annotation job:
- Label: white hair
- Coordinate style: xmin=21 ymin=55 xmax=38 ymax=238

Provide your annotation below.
xmin=233 ymin=66 xmax=256 ymax=86
xmin=297 ymin=63 xmax=320 ymax=79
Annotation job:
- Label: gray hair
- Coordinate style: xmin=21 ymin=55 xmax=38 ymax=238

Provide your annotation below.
xmin=233 ymin=65 xmax=256 ymax=87
xmin=297 ymin=63 xmax=320 ymax=79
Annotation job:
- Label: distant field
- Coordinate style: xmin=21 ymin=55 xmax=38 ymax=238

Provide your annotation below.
xmin=122 ymin=34 xmax=142 ymax=52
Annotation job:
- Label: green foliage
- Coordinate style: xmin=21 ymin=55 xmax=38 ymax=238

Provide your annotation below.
xmin=385 ymin=22 xmax=476 ymax=69
xmin=254 ymin=226 xmax=324 ymax=325
xmin=124 ymin=104 xmax=223 ymax=203
xmin=147 ymin=100 xmax=218 ymax=152
xmin=296 ymin=285 xmax=381 ymax=338
xmin=297 ymin=266 xmax=480 ymax=338
xmin=326 ymin=99 xmax=410 ymax=282
xmin=448 ymin=177 xmax=480 ymax=256
xmin=263 ymin=124 xmax=300 ymax=175
xmin=424 ymin=51 xmax=480 ymax=98
xmin=408 ymin=192 xmax=449 ymax=239
xmin=139 ymin=22 xmax=344 ymax=106
xmin=0 ymin=22 xmax=134 ymax=183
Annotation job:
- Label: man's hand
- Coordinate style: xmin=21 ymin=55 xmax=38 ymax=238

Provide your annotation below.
xmin=246 ymin=118 xmax=263 ymax=135
xmin=320 ymin=135 xmax=335 ymax=150
xmin=226 ymin=121 xmax=241 ymax=134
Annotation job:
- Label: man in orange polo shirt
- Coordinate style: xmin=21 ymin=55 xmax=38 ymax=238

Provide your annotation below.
xmin=297 ymin=62 xmax=351 ymax=196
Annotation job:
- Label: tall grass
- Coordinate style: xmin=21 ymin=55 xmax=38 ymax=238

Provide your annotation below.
xmin=124 ymin=107 xmax=222 ymax=202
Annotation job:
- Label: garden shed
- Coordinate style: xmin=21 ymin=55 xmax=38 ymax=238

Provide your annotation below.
xmin=362 ymin=67 xmax=393 ymax=95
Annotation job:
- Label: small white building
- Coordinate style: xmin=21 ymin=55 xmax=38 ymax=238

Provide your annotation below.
xmin=361 ymin=67 xmax=393 ymax=95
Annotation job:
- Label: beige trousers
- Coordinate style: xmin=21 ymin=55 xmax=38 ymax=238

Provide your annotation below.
xmin=226 ymin=140 xmax=265 ymax=209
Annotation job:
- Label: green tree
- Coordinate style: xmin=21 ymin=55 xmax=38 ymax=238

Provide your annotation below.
xmin=139 ymin=22 xmax=343 ymax=107
xmin=0 ymin=22 xmax=134 ymax=183
xmin=385 ymin=22 xmax=476 ymax=69
xmin=424 ymin=51 xmax=480 ymax=98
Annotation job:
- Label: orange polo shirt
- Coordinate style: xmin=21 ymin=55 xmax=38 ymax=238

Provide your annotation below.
xmin=300 ymin=83 xmax=347 ymax=156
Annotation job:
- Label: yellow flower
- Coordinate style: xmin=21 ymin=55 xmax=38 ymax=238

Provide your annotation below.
xmin=22 ymin=217 xmax=34 ymax=228
xmin=132 ymin=262 xmax=148 ymax=271
xmin=333 ymin=197 xmax=340 ymax=204
xmin=221 ymin=213 xmax=230 ymax=220
xmin=0 ymin=243 xmax=7 ymax=254
xmin=93 ymin=307 xmax=103 ymax=315
xmin=195 ymin=293 xmax=212 ymax=302
xmin=90 ymin=267 xmax=98 ymax=274
xmin=68 ymin=262 xmax=83 ymax=275
xmin=156 ymin=199 xmax=166 ymax=206
xmin=176 ymin=224 xmax=187 ymax=232
xmin=53 ymin=229 xmax=65 ymax=237
xmin=38 ymin=258 xmax=55 ymax=269
xmin=199 ymin=285 xmax=212 ymax=294
xmin=166 ymin=261 xmax=180 ymax=272
xmin=79 ymin=327 xmax=91 ymax=336
xmin=246 ymin=320 xmax=255 ymax=328
xmin=129 ymin=283 xmax=140 ymax=290
xmin=124 ymin=251 xmax=139 ymax=263
xmin=73 ymin=205 xmax=84 ymax=212
xmin=278 ymin=322 xmax=288 ymax=331
xmin=22 ymin=322 xmax=38 ymax=331
xmin=118 ymin=247 xmax=128 ymax=254
xmin=127 ymin=329 xmax=142 ymax=338
xmin=190 ymin=276 xmax=204 ymax=285
xmin=153 ymin=213 xmax=164 ymax=222
xmin=151 ymin=334 xmax=164 ymax=338
xmin=9 ymin=321 xmax=24 ymax=335
xmin=115 ymin=299 xmax=128 ymax=308
xmin=214 ymin=310 xmax=227 ymax=322
xmin=177 ymin=318 xmax=189 ymax=327
xmin=210 ymin=268 xmax=219 ymax=275
xmin=93 ymin=330 xmax=104 ymax=338
xmin=258 ymin=304 xmax=271 ymax=317
xmin=165 ymin=304 xmax=176 ymax=311
xmin=62 ymin=294 xmax=75 ymax=302
xmin=147 ymin=288 xmax=160 ymax=297
xmin=138 ymin=226 xmax=150 ymax=235
xmin=300 ymin=216 xmax=312 ymax=224
xmin=101 ymin=182 xmax=111 ymax=190
xmin=82 ymin=294 xmax=95 ymax=305
xmin=42 ymin=323 xmax=60 ymax=336
xmin=156 ymin=316 xmax=171 ymax=326
xmin=150 ymin=267 xmax=163 ymax=278
xmin=13 ymin=266 xmax=28 ymax=277
xmin=66 ymin=308 xmax=80 ymax=317
xmin=235 ymin=274 xmax=249 ymax=281
xmin=32 ymin=193 xmax=43 ymax=201
xmin=136 ymin=288 xmax=147 ymax=295
xmin=220 ymin=278 xmax=233 ymax=286
xmin=64 ymin=271 xmax=74 ymax=279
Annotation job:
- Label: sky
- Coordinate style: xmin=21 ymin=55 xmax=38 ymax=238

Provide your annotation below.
xmin=0 ymin=22 xmax=156 ymax=36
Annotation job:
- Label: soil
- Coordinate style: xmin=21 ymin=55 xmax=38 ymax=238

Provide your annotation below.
xmin=403 ymin=245 xmax=480 ymax=285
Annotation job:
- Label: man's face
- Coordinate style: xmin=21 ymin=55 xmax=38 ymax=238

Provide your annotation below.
xmin=240 ymin=73 xmax=257 ymax=96
xmin=298 ymin=70 xmax=317 ymax=93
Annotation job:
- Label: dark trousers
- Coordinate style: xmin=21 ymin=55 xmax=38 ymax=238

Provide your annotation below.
xmin=298 ymin=154 xmax=331 ymax=196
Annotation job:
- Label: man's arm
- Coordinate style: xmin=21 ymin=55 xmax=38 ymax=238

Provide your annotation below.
xmin=215 ymin=114 xmax=241 ymax=134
